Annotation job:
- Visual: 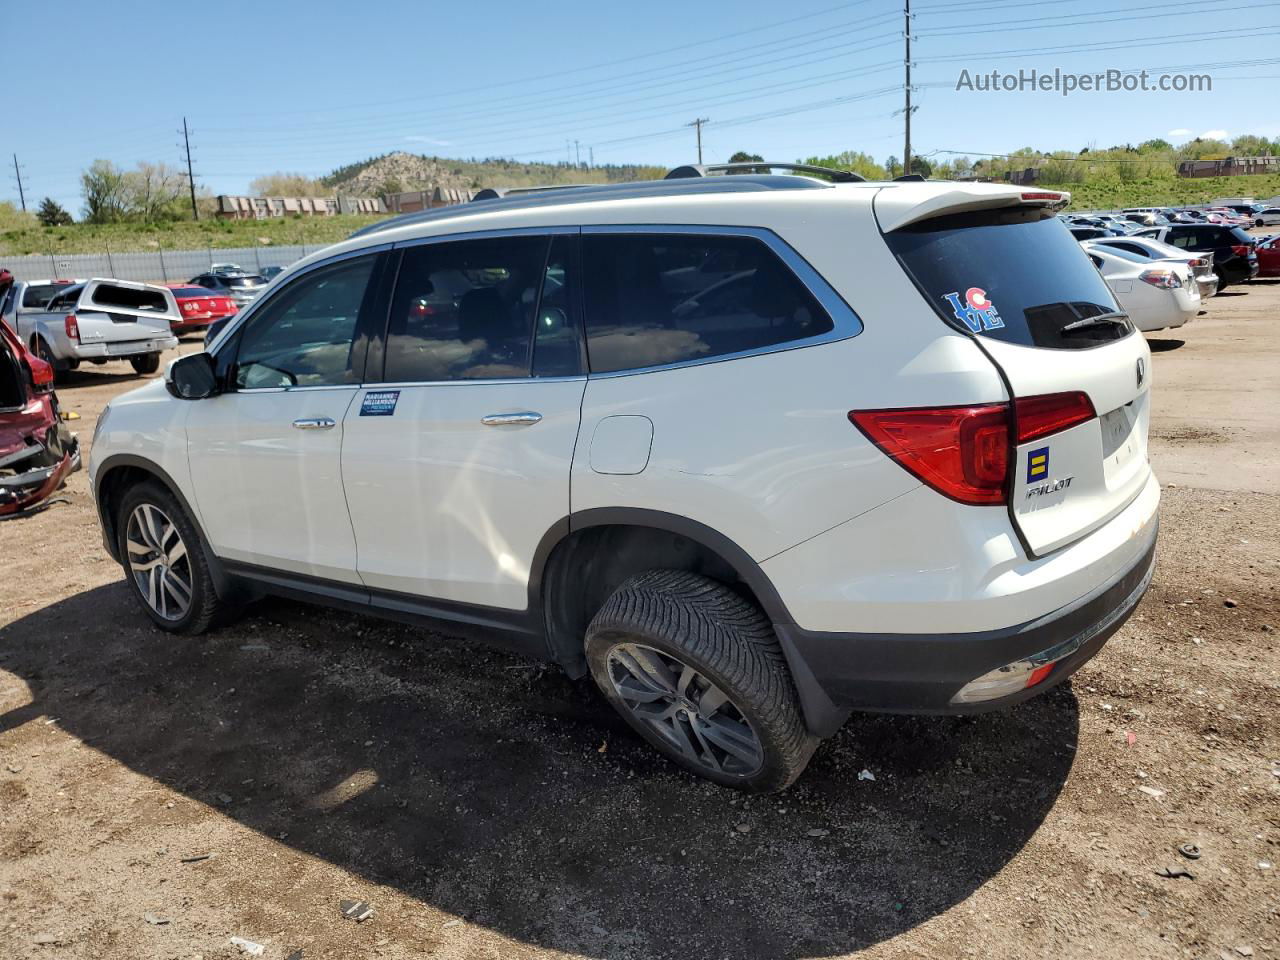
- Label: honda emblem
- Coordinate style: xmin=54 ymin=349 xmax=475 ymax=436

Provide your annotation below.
xmin=1136 ymin=357 xmax=1146 ymax=389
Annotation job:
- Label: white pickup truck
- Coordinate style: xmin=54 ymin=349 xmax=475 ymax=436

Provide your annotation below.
xmin=0 ymin=278 xmax=179 ymax=379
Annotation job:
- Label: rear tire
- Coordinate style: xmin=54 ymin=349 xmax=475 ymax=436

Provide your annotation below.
xmin=130 ymin=353 xmax=161 ymax=376
xmin=115 ymin=481 xmax=223 ymax=635
xmin=585 ymin=569 xmax=818 ymax=792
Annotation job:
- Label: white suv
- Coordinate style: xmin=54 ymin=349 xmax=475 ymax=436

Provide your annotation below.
xmin=89 ymin=169 xmax=1160 ymax=792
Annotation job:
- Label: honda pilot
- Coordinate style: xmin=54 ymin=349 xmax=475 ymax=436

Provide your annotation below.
xmin=89 ymin=169 xmax=1159 ymax=791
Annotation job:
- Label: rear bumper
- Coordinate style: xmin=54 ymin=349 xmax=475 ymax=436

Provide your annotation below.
xmin=776 ymin=520 xmax=1157 ymax=730
xmin=68 ymin=336 xmax=177 ymax=360
xmin=0 ymin=427 xmax=78 ymax=516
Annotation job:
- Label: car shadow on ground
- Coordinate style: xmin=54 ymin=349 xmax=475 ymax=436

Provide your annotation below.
xmin=0 ymin=583 xmax=1079 ymax=959
xmin=1147 ymin=338 xmax=1186 ymax=352
xmin=53 ymin=368 xmax=153 ymax=390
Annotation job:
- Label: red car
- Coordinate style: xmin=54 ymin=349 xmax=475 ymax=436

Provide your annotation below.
xmin=0 ymin=270 xmax=80 ymax=516
xmin=164 ymin=284 xmax=238 ymax=334
xmin=1256 ymin=235 xmax=1280 ymax=277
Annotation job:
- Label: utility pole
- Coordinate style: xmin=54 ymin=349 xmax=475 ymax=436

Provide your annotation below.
xmin=181 ymin=117 xmax=199 ymax=220
xmin=589 ymin=146 xmax=594 ymax=168
xmin=687 ymin=117 xmax=710 ymax=164
xmin=903 ymin=0 xmax=913 ymax=177
xmin=574 ymin=140 xmax=581 ymax=167
xmin=12 ymin=154 xmax=26 ymax=212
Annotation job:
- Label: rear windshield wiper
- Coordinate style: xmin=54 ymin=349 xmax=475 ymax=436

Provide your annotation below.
xmin=1060 ymin=311 xmax=1131 ymax=334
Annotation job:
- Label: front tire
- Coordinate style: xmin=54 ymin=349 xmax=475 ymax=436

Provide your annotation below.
xmin=115 ymin=481 xmax=222 ymax=634
xmin=130 ymin=353 xmax=161 ymax=375
xmin=585 ymin=570 xmax=818 ymax=792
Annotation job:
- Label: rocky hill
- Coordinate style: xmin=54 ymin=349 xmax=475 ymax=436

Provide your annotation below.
xmin=322 ymin=151 xmax=666 ymax=197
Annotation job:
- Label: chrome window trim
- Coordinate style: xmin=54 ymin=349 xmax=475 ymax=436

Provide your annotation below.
xmin=391 ymin=224 xmax=579 ymax=250
xmin=206 ymin=242 xmax=392 ymax=359
xmin=359 ymin=375 xmax=588 ymax=390
xmin=579 ymin=224 xmax=862 ymax=379
xmin=232 ymin=384 xmax=361 ymax=395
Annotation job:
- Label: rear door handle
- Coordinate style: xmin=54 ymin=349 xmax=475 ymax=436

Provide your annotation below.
xmin=481 ymin=411 xmax=543 ymax=426
xmin=292 ymin=417 xmax=336 ymax=430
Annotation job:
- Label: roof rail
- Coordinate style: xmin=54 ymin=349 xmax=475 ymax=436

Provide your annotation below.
xmin=664 ymin=162 xmax=866 ymax=183
xmin=348 ymin=174 xmax=831 ymax=240
xmin=471 ymin=183 xmax=596 ymax=202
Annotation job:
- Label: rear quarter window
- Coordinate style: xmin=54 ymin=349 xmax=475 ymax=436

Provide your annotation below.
xmin=884 ymin=207 xmax=1129 ymax=349
xmin=581 ymin=233 xmax=835 ymax=374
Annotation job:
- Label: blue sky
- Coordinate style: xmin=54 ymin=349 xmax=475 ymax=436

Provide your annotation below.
xmin=6 ymin=0 xmax=1275 ymax=212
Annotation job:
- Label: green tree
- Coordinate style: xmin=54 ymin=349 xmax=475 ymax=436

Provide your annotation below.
xmin=36 ymin=197 xmax=73 ymax=226
xmin=728 ymin=151 xmax=764 ymax=164
xmin=804 ymin=150 xmax=887 ymax=180
xmin=1230 ymin=134 xmax=1271 ymax=156
xmin=81 ymin=159 xmax=129 ymax=223
xmin=249 ymin=172 xmax=327 ymax=196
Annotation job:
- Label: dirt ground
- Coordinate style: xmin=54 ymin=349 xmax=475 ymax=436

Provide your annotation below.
xmin=1 ymin=276 xmax=1277 ymax=960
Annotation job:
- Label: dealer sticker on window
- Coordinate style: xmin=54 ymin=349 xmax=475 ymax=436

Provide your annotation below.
xmin=360 ymin=390 xmax=400 ymax=417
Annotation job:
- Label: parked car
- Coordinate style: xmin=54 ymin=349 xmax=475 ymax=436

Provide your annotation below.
xmin=1087 ymin=235 xmax=1219 ymax=298
xmin=1251 ymin=206 xmax=1280 ymax=227
xmin=165 ymin=284 xmax=238 ymax=334
xmin=1133 ymin=224 xmax=1259 ymax=288
xmin=188 ymin=272 xmax=268 ymax=307
xmin=8 ymin=278 xmax=179 ymax=379
xmin=1070 ymin=225 xmax=1125 ymax=241
xmin=258 ymin=265 xmax=286 ymax=280
xmin=1255 ymin=234 xmax=1280 ymax=277
xmin=209 ymin=263 xmax=245 ymax=276
xmin=1081 ymin=241 xmax=1199 ymax=332
xmin=0 ymin=271 xmax=81 ymax=515
xmin=89 ymin=174 xmax=1159 ymax=791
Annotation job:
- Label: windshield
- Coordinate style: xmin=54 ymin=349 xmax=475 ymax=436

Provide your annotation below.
xmin=884 ymin=207 xmax=1129 ymax=349
xmin=225 ymin=276 xmax=266 ymax=288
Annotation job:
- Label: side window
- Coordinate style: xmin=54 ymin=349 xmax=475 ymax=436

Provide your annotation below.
xmin=581 ymin=233 xmax=834 ymax=374
xmin=385 ymin=235 xmax=546 ymax=382
xmin=1167 ymin=231 xmax=1192 ymax=248
xmin=233 ymin=255 xmax=375 ymax=389
xmin=1115 ymin=243 xmax=1147 ymax=257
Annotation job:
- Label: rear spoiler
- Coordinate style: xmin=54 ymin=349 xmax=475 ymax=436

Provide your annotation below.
xmin=877 ymin=186 xmax=1070 ymax=233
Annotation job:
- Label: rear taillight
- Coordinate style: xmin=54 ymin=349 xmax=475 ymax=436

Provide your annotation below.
xmin=1188 ymin=258 xmax=1207 ymax=267
xmin=850 ymin=404 xmax=1010 ymax=506
xmin=1140 ymin=269 xmax=1181 ymax=289
xmin=1014 ymin=391 xmax=1097 ymax=443
xmin=1231 ymin=244 xmax=1251 ymax=256
xmin=64 ymin=314 xmax=79 ymax=340
xmin=28 ymin=354 xmax=54 ymax=393
xmin=849 ymin=392 xmax=1097 ymax=506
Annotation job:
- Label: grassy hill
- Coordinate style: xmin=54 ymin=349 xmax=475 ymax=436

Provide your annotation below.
xmin=1057 ymin=173 xmax=1280 ymax=211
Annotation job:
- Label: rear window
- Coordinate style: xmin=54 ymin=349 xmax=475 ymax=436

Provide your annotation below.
xmin=225 ymin=275 xmax=265 ymax=288
xmin=581 ymin=233 xmax=833 ymax=373
xmin=89 ymin=283 xmax=168 ymax=312
xmin=169 ymin=286 xmax=216 ymax=298
xmin=22 ymin=283 xmax=71 ymax=309
xmin=885 ymin=208 xmax=1129 ymax=349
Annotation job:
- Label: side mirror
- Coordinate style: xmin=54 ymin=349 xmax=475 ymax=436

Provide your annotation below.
xmin=166 ymin=352 xmax=219 ymax=400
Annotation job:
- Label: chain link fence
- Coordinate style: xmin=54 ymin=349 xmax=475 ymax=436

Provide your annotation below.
xmin=0 ymin=244 xmax=319 ymax=285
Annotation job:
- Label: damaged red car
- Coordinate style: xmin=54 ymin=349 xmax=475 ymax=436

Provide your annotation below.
xmin=0 ymin=270 xmax=80 ymax=515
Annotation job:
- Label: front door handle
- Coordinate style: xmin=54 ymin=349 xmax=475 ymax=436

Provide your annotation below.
xmin=292 ymin=417 xmax=336 ymax=430
xmin=481 ymin=411 xmax=543 ymax=426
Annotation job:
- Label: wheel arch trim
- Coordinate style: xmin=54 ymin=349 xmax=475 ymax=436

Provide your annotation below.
xmin=93 ymin=453 xmax=233 ymax=597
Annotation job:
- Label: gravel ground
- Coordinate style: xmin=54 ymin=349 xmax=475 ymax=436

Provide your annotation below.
xmin=1 ymin=276 xmax=1277 ymax=960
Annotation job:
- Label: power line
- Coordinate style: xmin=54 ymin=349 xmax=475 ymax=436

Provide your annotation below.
xmin=915 ymin=25 xmax=1279 ymax=63
xmin=917 ymin=0 xmax=1271 ymax=37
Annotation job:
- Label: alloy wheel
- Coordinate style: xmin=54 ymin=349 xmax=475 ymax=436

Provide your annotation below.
xmin=606 ymin=642 xmax=763 ymax=776
xmin=125 ymin=503 xmax=193 ymax=621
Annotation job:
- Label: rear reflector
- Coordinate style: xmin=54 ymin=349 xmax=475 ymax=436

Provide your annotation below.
xmin=849 ymin=392 xmax=1097 ymax=506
